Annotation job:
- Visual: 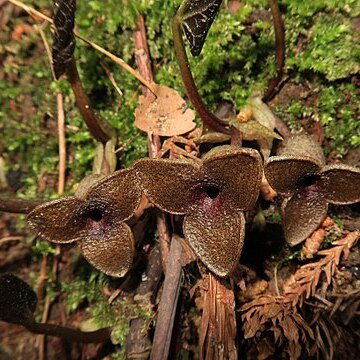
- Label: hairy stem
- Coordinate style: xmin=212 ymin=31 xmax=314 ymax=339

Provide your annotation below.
xmin=0 ymin=198 xmax=44 ymax=214
xmin=25 ymin=321 xmax=112 ymax=343
xmin=172 ymin=14 xmax=228 ymax=134
xmin=273 ymin=113 xmax=291 ymax=139
xmin=66 ymin=59 xmax=111 ymax=143
xmin=230 ymin=125 xmax=242 ymax=146
xmin=262 ymin=0 xmax=285 ymax=102
xmin=134 ymin=15 xmax=154 ymax=94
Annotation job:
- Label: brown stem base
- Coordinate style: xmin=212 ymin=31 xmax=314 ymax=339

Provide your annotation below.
xmin=25 ymin=322 xmax=112 ymax=344
xmin=0 ymin=198 xmax=44 ymax=214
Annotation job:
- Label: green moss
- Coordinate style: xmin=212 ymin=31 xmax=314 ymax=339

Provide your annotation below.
xmin=31 ymin=240 xmax=56 ymax=258
xmin=60 ymin=269 xmax=108 ymax=313
xmin=2 ymin=1 xmax=358 ymax=200
xmin=289 ymin=13 xmax=359 ymax=80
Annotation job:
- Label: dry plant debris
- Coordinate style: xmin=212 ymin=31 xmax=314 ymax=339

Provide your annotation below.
xmin=241 ymin=231 xmax=359 ymax=360
xmin=284 ymin=231 xmax=360 ymax=306
xmin=135 ymin=85 xmax=196 ymax=137
xmin=199 ymin=274 xmax=237 ymax=360
xmin=300 ymin=217 xmax=338 ymax=259
xmin=241 ymin=295 xmax=314 ymax=360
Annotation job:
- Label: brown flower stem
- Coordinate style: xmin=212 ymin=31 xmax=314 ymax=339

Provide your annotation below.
xmin=230 ymin=125 xmax=242 ymax=146
xmin=156 ymin=211 xmax=171 ymax=270
xmin=262 ymin=0 xmax=285 ymax=102
xmin=172 ymin=13 xmax=229 ymax=134
xmin=133 ymin=15 xmax=171 ymax=270
xmin=37 ymin=294 xmax=51 ymax=360
xmin=133 ymin=15 xmax=158 ymax=157
xmin=25 ymin=321 xmax=112 ymax=343
xmin=150 ymin=235 xmax=183 ymax=360
xmin=131 ymin=18 xmax=174 ymax=358
xmin=57 ymin=92 xmax=66 ymax=194
xmin=273 ymin=112 xmax=291 ymax=139
xmin=0 ymin=198 xmax=44 ymax=214
xmin=66 ymin=59 xmax=111 ymax=144
xmin=36 ymin=256 xmax=48 ymax=305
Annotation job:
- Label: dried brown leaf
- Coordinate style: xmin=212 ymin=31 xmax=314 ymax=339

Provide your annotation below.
xmin=301 ymin=228 xmax=326 ymax=259
xmin=279 ymin=318 xmax=299 ymax=343
xmin=200 ymin=275 xmax=237 ymax=359
xmin=230 ymin=119 xmax=282 ymax=142
xmin=135 ymin=85 xmax=196 ymax=136
xmin=292 ymin=313 xmax=314 ymax=340
xmin=243 ymin=311 xmax=261 ymax=338
xmin=264 ymin=303 xmax=282 ymax=319
xmin=287 ymin=340 xmax=301 ymax=360
xmin=284 ymin=231 xmax=359 ymax=308
xmin=334 ymin=231 xmax=359 ymax=248
xmin=256 ymin=337 xmax=275 ymax=359
xmin=273 ymin=325 xmax=282 ymax=343
xmin=241 ymin=295 xmax=313 ymax=360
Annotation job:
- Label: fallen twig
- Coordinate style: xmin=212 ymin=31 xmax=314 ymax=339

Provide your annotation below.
xmin=131 ymin=17 xmax=175 ymax=359
xmin=150 ymin=235 xmax=183 ymax=360
xmin=126 ymin=242 xmax=163 ymax=359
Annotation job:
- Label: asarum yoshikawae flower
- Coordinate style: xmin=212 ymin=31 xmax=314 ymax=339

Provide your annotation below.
xmin=28 ymin=169 xmax=141 ymax=277
xmin=265 ymin=134 xmax=360 ymax=246
xmin=135 ymin=145 xmax=263 ymax=277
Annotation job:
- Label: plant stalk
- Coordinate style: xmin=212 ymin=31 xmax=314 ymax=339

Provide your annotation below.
xmin=66 ymin=59 xmax=111 ymax=144
xmin=262 ymin=0 xmax=285 ymax=102
xmin=25 ymin=321 xmax=112 ymax=343
xmin=0 ymin=198 xmax=44 ymax=214
xmin=172 ymin=14 xmax=228 ymax=134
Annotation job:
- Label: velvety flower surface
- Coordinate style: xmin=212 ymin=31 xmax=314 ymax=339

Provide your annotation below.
xmin=28 ymin=169 xmax=141 ymax=277
xmin=265 ymin=135 xmax=360 ymax=246
xmin=135 ymin=146 xmax=262 ymax=277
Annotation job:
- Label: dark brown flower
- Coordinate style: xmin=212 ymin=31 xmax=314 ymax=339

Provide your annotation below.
xmin=28 ymin=169 xmax=141 ymax=277
xmin=265 ymin=135 xmax=360 ymax=246
xmin=135 ymin=146 xmax=262 ymax=277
